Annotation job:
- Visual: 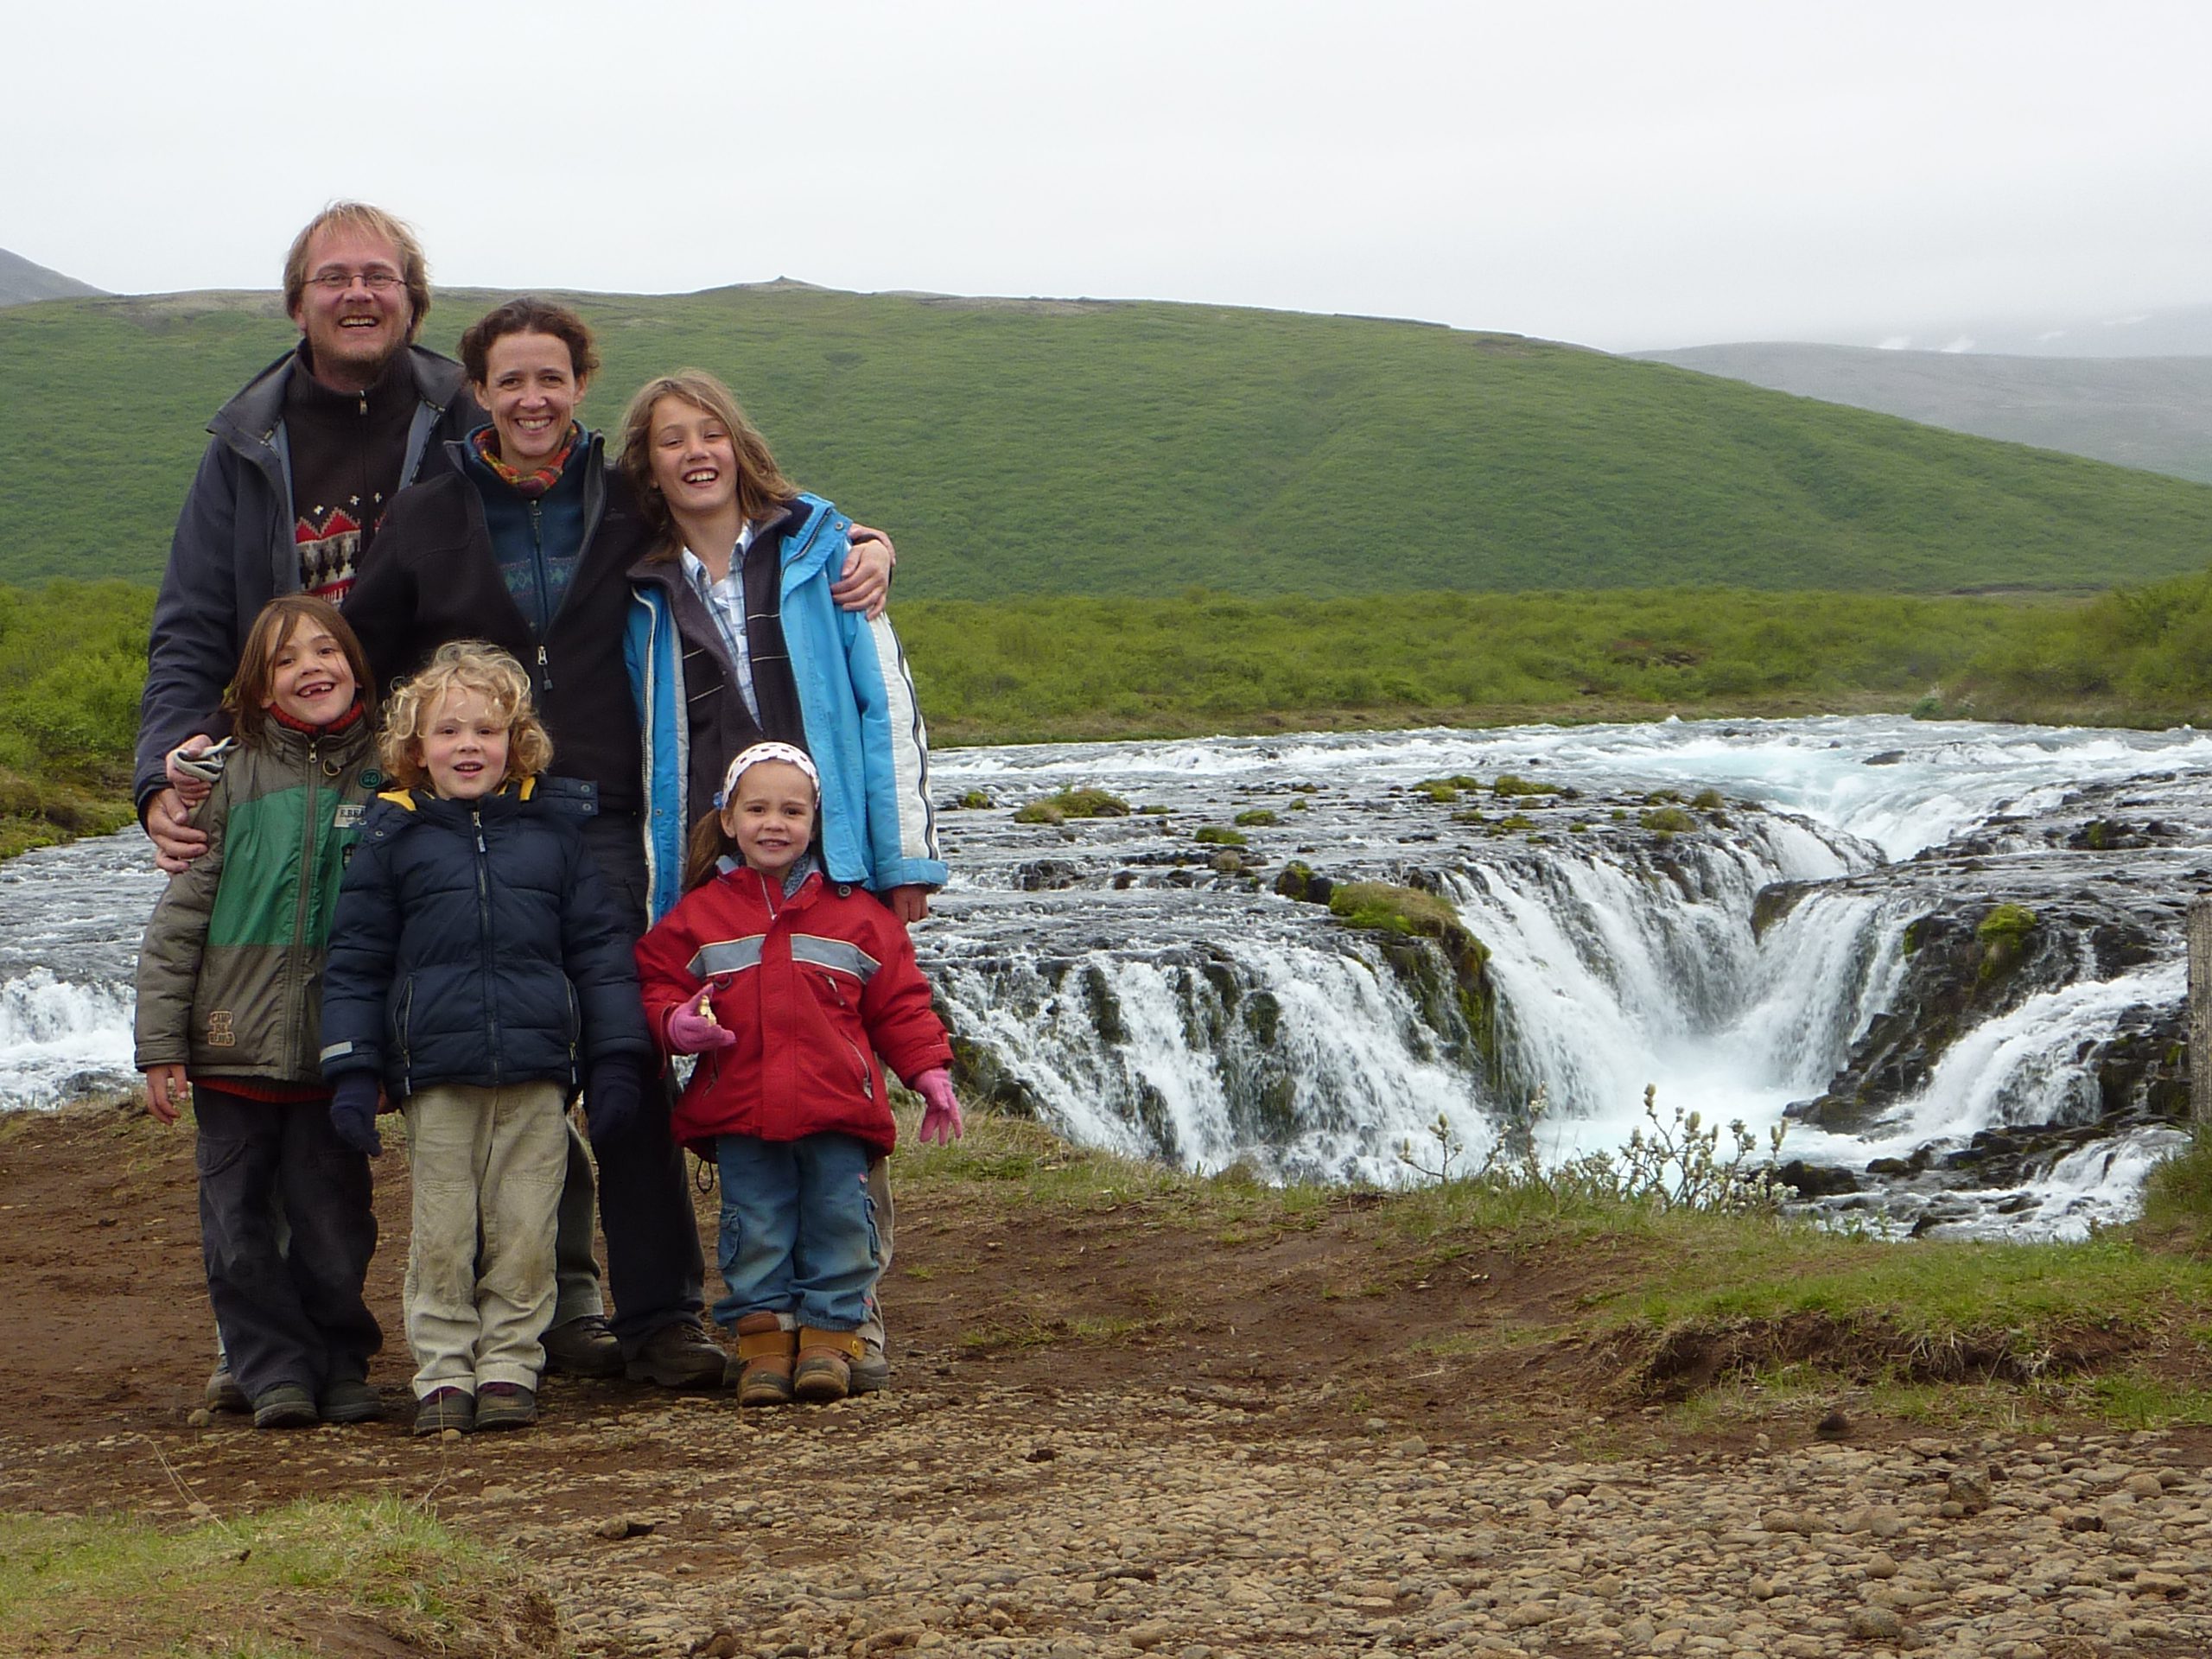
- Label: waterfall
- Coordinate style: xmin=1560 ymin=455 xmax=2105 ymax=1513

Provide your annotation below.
xmin=9 ymin=715 xmax=2212 ymax=1236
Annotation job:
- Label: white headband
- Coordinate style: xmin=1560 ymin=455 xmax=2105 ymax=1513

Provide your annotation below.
xmin=715 ymin=741 xmax=821 ymax=808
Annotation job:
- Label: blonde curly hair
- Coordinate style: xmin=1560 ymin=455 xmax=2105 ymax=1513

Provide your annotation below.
xmin=378 ymin=641 xmax=553 ymax=791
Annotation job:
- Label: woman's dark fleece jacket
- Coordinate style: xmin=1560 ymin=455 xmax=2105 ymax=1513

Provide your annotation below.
xmin=342 ymin=434 xmax=653 ymax=814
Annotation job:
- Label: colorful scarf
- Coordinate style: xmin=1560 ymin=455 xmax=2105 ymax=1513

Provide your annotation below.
xmin=470 ymin=423 xmax=579 ymax=498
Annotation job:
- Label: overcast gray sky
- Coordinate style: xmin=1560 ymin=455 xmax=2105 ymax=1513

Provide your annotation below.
xmin=6 ymin=0 xmax=2207 ymax=353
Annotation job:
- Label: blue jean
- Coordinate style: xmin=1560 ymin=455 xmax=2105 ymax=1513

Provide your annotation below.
xmin=713 ymin=1132 xmax=879 ymax=1331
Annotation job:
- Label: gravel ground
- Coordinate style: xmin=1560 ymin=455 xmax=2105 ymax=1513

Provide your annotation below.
xmin=264 ymin=1382 xmax=2212 ymax=1657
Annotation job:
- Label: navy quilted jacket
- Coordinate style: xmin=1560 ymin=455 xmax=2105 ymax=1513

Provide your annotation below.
xmin=319 ymin=778 xmax=651 ymax=1096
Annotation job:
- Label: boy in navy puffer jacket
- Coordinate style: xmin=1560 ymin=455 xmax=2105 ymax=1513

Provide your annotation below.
xmin=321 ymin=641 xmax=652 ymax=1437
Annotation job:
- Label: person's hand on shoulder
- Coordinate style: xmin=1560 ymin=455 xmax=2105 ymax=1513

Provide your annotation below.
xmin=830 ymin=525 xmax=896 ymax=620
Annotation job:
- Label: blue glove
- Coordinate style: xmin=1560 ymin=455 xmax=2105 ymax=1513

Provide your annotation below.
xmin=585 ymin=1058 xmax=643 ymax=1147
xmin=328 ymin=1073 xmax=383 ymax=1156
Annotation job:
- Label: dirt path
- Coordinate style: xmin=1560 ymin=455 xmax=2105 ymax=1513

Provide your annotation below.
xmin=4 ymin=1098 xmax=2210 ymax=1657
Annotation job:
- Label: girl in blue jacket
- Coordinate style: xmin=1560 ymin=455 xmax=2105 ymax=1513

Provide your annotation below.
xmin=321 ymin=641 xmax=652 ymax=1436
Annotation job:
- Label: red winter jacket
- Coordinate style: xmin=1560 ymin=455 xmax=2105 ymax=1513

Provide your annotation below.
xmin=635 ymin=861 xmax=952 ymax=1156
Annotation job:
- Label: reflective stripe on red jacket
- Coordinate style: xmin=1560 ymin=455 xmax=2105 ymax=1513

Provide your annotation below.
xmin=635 ymin=863 xmax=951 ymax=1155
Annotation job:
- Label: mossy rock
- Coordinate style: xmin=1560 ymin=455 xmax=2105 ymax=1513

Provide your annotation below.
xmin=1976 ymin=902 xmax=2037 ymax=982
xmin=1640 ymin=805 xmax=1698 ymax=836
xmin=1274 ymin=861 xmax=1334 ymax=905
xmin=1233 ymin=809 xmax=1279 ymax=827
xmin=1194 ymin=825 xmax=1249 ymax=847
xmin=1014 ymin=786 xmax=1131 ymax=824
xmin=1332 ymin=882 xmax=1499 ymax=1079
xmin=954 ymin=789 xmax=993 ymax=810
xmin=1491 ymin=773 xmax=1553 ymax=798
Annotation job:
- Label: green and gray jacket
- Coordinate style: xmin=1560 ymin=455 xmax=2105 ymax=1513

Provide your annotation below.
xmin=134 ymin=717 xmax=380 ymax=1084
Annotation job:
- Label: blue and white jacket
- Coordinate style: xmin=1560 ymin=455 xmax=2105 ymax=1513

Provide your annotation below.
xmin=625 ymin=493 xmax=945 ymax=923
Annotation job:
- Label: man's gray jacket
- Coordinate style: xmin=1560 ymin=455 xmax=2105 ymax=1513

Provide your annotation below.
xmin=133 ymin=343 xmax=474 ymax=817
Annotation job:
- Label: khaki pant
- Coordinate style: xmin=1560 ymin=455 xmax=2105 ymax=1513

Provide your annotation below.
xmin=403 ymin=1082 xmax=567 ymax=1398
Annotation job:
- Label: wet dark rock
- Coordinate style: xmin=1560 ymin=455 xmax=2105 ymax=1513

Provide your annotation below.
xmin=1014 ymin=859 xmax=1084 ymax=891
xmin=1775 ymin=1159 xmax=1862 ymax=1198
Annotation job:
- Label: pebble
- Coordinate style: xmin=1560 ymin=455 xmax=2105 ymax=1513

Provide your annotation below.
xmin=21 ymin=1388 xmax=2212 ymax=1656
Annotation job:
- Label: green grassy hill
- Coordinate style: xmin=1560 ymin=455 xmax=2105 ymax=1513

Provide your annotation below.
xmin=6 ymin=283 xmax=2212 ymax=596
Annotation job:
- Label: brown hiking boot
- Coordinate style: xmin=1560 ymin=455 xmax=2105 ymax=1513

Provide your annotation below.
xmin=794 ymin=1327 xmax=862 ymax=1403
xmin=624 ymin=1318 xmax=728 ymax=1389
xmin=207 ymin=1363 xmax=249 ymax=1414
xmin=541 ymin=1314 xmax=624 ymax=1378
xmin=733 ymin=1312 xmax=796 ymax=1407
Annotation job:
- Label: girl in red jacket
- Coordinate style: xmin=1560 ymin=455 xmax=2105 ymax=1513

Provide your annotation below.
xmin=635 ymin=742 xmax=963 ymax=1404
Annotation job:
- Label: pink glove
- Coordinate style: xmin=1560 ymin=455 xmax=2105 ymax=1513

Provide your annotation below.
xmin=914 ymin=1068 xmax=964 ymax=1144
xmin=666 ymin=990 xmax=737 ymax=1054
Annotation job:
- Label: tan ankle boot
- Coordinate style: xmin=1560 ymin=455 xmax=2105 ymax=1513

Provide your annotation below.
xmin=734 ymin=1312 xmax=796 ymax=1407
xmin=793 ymin=1326 xmax=862 ymax=1402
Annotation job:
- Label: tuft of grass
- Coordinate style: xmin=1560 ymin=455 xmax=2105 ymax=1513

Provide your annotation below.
xmin=0 ymin=1496 xmax=553 ymax=1657
xmin=1325 ymin=880 xmax=1460 ymax=938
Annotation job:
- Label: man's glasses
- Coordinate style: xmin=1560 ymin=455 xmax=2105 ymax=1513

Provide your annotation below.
xmin=308 ymin=270 xmax=404 ymax=292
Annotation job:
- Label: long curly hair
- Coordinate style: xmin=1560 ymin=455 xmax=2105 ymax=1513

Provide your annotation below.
xmin=378 ymin=641 xmax=552 ymax=791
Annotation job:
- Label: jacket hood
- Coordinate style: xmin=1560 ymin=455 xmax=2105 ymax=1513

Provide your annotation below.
xmin=772 ymin=494 xmax=849 ymax=590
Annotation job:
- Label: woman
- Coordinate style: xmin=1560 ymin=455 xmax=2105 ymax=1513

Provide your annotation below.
xmin=345 ymin=300 xmax=897 ymax=1392
xmin=618 ymin=369 xmax=950 ymax=1396
xmin=617 ymin=369 xmax=945 ymax=925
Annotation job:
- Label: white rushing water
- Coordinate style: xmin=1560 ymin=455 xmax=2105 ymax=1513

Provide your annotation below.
xmin=10 ymin=715 xmax=2210 ymax=1235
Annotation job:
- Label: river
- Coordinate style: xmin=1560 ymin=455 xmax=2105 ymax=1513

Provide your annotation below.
xmin=9 ymin=715 xmax=2209 ymax=1239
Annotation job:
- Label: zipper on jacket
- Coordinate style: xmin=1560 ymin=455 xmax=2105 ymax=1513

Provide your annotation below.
xmin=528 ymin=499 xmax=552 ymax=640
xmin=474 ymin=809 xmax=502 ymax=1079
xmin=536 ymin=643 xmax=553 ymax=696
xmin=397 ymin=976 xmax=416 ymax=1096
xmin=843 ymin=1032 xmax=874 ymax=1100
xmin=285 ymin=738 xmax=323 ymax=1079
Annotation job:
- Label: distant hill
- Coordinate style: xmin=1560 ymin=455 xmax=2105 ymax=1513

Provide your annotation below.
xmin=0 ymin=248 xmax=103 ymax=308
xmin=1858 ymin=303 xmax=2212 ymax=359
xmin=1634 ymin=343 xmax=2212 ymax=486
xmin=5 ymin=283 xmax=2212 ymax=597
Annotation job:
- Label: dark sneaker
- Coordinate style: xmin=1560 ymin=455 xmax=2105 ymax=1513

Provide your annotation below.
xmin=413 ymin=1387 xmax=474 ymax=1438
xmin=251 ymin=1382 xmax=318 ymax=1431
xmin=319 ymin=1376 xmax=383 ymax=1424
xmin=625 ymin=1319 xmax=728 ymax=1389
xmin=474 ymin=1382 xmax=538 ymax=1431
xmin=541 ymin=1313 xmax=624 ymax=1378
xmin=849 ymin=1338 xmax=890 ymax=1395
xmin=207 ymin=1363 xmax=249 ymax=1414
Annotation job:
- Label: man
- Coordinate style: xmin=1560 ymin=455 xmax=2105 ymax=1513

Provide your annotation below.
xmin=136 ymin=203 xmax=738 ymax=1408
xmin=138 ymin=203 xmax=468 ymax=861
